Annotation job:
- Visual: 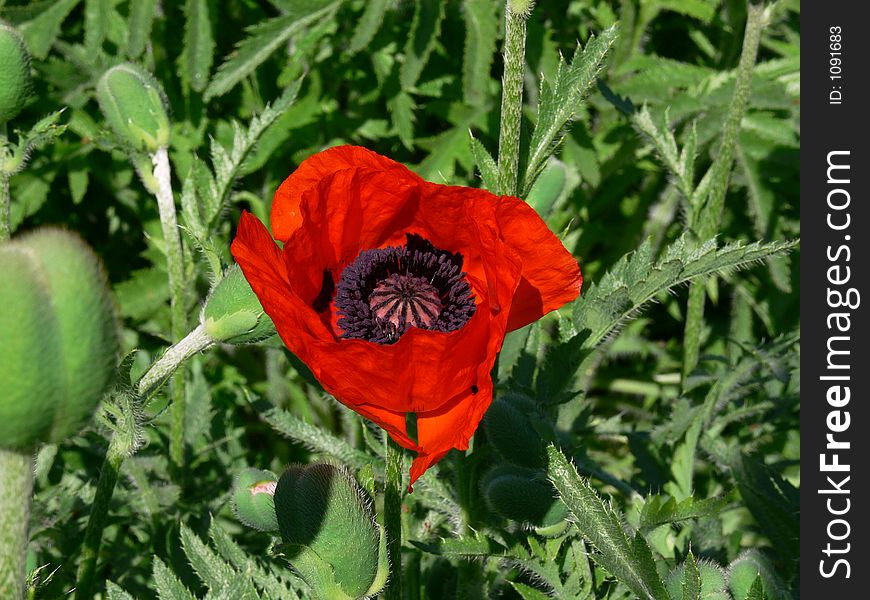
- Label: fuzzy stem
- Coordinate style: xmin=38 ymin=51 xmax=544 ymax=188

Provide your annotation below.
xmin=1 ymin=123 xmax=10 ymax=241
xmin=73 ymin=436 xmax=125 ymax=599
xmin=151 ymin=147 xmax=189 ymax=469
xmin=682 ymin=3 xmax=765 ymax=381
xmin=73 ymin=324 xmax=212 ymax=599
xmin=136 ymin=324 xmax=214 ymax=401
xmin=496 ymin=1 xmax=530 ymax=197
xmin=383 ymin=437 xmax=403 ymax=600
xmin=0 ymin=448 xmax=33 ymax=600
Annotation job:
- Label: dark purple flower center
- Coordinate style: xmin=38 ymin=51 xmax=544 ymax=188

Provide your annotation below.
xmin=335 ymin=234 xmax=476 ymax=344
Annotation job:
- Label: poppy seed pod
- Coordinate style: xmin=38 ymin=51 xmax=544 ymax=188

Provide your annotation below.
xmin=0 ymin=229 xmax=119 ymax=450
xmin=202 ymin=264 xmax=276 ymax=344
xmin=481 ymin=464 xmax=567 ymax=529
xmin=0 ymin=21 xmax=32 ymax=126
xmin=274 ymin=464 xmax=388 ymax=599
xmin=483 ymin=393 xmax=554 ymax=469
xmin=96 ymin=63 xmax=170 ymax=153
xmin=232 ymin=468 xmax=279 ymax=533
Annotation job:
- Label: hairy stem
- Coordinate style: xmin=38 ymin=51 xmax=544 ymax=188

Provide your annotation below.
xmin=151 ymin=147 xmax=189 ymax=468
xmin=0 ymin=448 xmax=33 ymax=600
xmin=73 ymin=436 xmax=125 ymax=599
xmin=496 ymin=1 xmax=530 ymax=197
xmin=73 ymin=324 xmax=212 ymax=599
xmin=682 ymin=3 xmax=765 ymax=380
xmin=136 ymin=324 xmax=214 ymax=401
xmin=1 ymin=123 xmax=10 ymax=241
xmin=383 ymin=437 xmax=403 ymax=600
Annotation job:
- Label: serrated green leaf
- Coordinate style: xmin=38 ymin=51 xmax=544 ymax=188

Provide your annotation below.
xmin=524 ymin=24 xmax=618 ymax=195
xmin=105 ymin=581 xmax=136 ymax=600
xmin=204 ymin=1 xmax=336 ymax=100
xmin=400 ymin=0 xmax=446 ymax=91
xmin=573 ymin=235 xmax=798 ymax=352
xmin=153 ymin=557 xmax=196 ymax=600
xmin=125 ymin=0 xmax=156 ymax=58
xmin=461 ymin=0 xmax=498 ymax=106
xmin=347 ymin=0 xmax=390 ymax=56
xmin=681 ymin=552 xmax=702 ymax=600
xmin=263 ymin=406 xmax=377 ymax=470
xmin=546 ymin=445 xmax=669 ymax=600
xmin=638 ymin=495 xmax=729 ymax=532
xmin=469 ymin=134 xmax=498 ymax=191
xmin=180 ymin=0 xmax=215 ymax=93
xmin=19 ymin=0 xmax=81 ymax=59
xmin=511 ymin=582 xmax=552 ymax=600
xmin=179 ymin=523 xmax=237 ymax=591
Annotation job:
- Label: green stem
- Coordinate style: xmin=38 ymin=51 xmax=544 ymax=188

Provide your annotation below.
xmin=496 ymin=1 xmax=530 ymax=196
xmin=383 ymin=437 xmax=403 ymax=600
xmin=151 ymin=147 xmax=189 ymax=469
xmin=73 ymin=324 xmax=212 ymax=599
xmin=682 ymin=3 xmax=765 ymax=381
xmin=0 ymin=448 xmax=33 ymax=600
xmin=1 ymin=123 xmax=10 ymax=241
xmin=74 ymin=437 xmax=125 ymax=600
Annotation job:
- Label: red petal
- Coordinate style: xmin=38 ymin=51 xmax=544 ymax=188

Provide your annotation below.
xmin=489 ymin=195 xmax=582 ymax=331
xmin=271 ymin=146 xmax=414 ymax=242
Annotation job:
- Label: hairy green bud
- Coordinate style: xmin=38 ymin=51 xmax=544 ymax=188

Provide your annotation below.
xmin=233 ymin=468 xmax=279 ymax=533
xmin=667 ymin=560 xmax=729 ymax=600
xmin=0 ymin=229 xmax=119 ymax=449
xmin=96 ymin=63 xmax=170 ymax=152
xmin=728 ymin=550 xmax=786 ymax=600
xmin=202 ymin=264 xmax=276 ymax=344
xmin=482 ymin=465 xmax=567 ymax=528
xmin=483 ymin=392 xmax=554 ymax=468
xmin=275 ymin=464 xmax=388 ymax=599
xmin=0 ymin=21 xmax=32 ymax=126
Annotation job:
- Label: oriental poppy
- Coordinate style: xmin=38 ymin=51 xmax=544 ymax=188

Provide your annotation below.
xmin=231 ymin=146 xmax=581 ymax=488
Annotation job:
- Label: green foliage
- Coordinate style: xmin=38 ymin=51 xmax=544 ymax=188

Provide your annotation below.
xmin=1 ymin=1 xmax=800 ymax=598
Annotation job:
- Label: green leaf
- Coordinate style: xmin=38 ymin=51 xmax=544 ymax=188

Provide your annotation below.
xmin=469 ymin=134 xmax=498 ymax=191
xmin=681 ymin=552 xmax=701 ymax=600
xmin=400 ymin=0 xmax=446 ymax=91
xmin=409 ymin=533 xmax=510 ymax=558
xmin=573 ymin=235 xmax=798 ymax=353
xmin=655 ymin=0 xmax=719 ymax=23
xmin=546 ymin=445 xmax=670 ymax=600
xmin=744 ymin=576 xmax=766 ymax=600
xmin=523 ymin=24 xmax=618 ymax=196
xmin=105 ymin=582 xmax=136 ymax=600
xmin=180 ymin=0 xmax=215 ymax=93
xmin=347 ymin=0 xmax=389 ymax=56
xmin=263 ymin=406 xmax=376 ymax=470
xmin=511 ymin=582 xmax=552 ymax=600
xmin=204 ymin=1 xmax=337 ymax=100
xmin=205 ymin=80 xmax=301 ymax=229
xmin=179 ymin=524 xmax=241 ymax=592
xmin=638 ymin=495 xmax=729 ymax=532
xmin=461 ymin=0 xmax=498 ymax=106
xmin=125 ymin=0 xmax=156 ymax=58
xmin=18 ymin=0 xmax=81 ymax=60
xmin=152 ymin=557 xmax=196 ymax=600
xmin=83 ymin=0 xmax=108 ymax=54
xmin=634 ymin=106 xmax=697 ymax=200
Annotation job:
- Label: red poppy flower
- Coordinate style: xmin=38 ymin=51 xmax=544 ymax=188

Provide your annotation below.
xmin=231 ymin=146 xmax=581 ymax=488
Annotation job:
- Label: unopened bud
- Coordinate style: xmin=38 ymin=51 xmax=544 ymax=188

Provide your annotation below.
xmin=202 ymin=264 xmax=276 ymax=344
xmin=96 ymin=63 xmax=170 ymax=152
xmin=0 ymin=229 xmax=119 ymax=449
xmin=483 ymin=393 xmax=553 ymax=468
xmin=482 ymin=465 xmax=567 ymax=528
xmin=275 ymin=464 xmax=388 ymax=599
xmin=0 ymin=21 xmax=32 ymax=125
xmin=233 ymin=468 xmax=280 ymax=533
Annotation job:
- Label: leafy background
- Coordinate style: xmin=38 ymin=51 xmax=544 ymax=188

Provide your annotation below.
xmin=0 ymin=0 xmax=799 ymax=598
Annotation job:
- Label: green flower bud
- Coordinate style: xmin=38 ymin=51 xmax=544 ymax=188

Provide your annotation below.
xmin=0 ymin=21 xmax=32 ymax=126
xmin=481 ymin=465 xmax=567 ymax=528
xmin=667 ymin=560 xmax=729 ymax=600
xmin=233 ymin=468 xmax=279 ymax=533
xmin=202 ymin=264 xmax=276 ymax=344
xmin=483 ymin=393 xmax=553 ymax=468
xmin=0 ymin=229 xmax=119 ymax=449
xmin=728 ymin=550 xmax=787 ymax=600
xmin=275 ymin=464 xmax=388 ymax=599
xmin=96 ymin=63 xmax=170 ymax=152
